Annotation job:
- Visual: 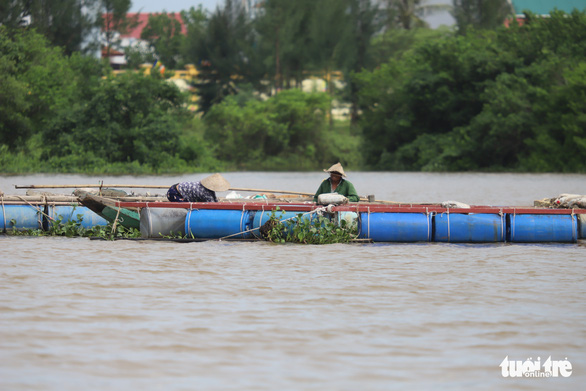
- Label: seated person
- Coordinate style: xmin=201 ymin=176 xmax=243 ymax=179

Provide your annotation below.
xmin=167 ymin=173 xmax=230 ymax=202
xmin=313 ymin=163 xmax=360 ymax=202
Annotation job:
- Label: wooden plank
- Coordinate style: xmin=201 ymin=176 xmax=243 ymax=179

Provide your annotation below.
xmin=115 ymin=200 xmax=586 ymax=215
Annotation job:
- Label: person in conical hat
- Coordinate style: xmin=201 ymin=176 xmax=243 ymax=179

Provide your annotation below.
xmin=167 ymin=173 xmax=230 ymax=202
xmin=313 ymin=162 xmax=360 ymax=203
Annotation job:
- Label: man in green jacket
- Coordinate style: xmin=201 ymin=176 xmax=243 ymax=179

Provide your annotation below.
xmin=313 ymin=162 xmax=360 ymax=202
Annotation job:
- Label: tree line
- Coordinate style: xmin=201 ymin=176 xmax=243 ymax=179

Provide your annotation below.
xmin=357 ymin=9 xmax=586 ymax=171
xmin=1 ymin=1 xmax=585 ymax=173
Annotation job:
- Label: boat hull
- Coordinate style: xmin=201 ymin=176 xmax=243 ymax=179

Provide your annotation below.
xmin=78 ymin=193 xmax=140 ymax=229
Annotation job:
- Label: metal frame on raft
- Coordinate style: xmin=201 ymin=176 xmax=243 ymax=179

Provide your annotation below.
xmin=117 ymin=201 xmax=586 ymax=243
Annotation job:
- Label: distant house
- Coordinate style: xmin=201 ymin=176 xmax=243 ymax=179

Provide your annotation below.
xmin=101 ymin=12 xmax=187 ymax=67
xmin=507 ymin=0 xmax=586 ymax=25
xmin=117 ymin=13 xmax=187 ymax=42
xmin=101 ymin=47 xmax=126 ymax=70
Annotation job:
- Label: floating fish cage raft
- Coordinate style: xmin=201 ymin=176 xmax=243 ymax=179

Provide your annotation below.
xmin=2 ymin=198 xmax=585 ymax=243
xmin=129 ymin=201 xmax=586 ymax=243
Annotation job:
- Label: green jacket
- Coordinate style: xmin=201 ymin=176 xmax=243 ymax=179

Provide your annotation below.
xmin=313 ymin=178 xmax=360 ymax=202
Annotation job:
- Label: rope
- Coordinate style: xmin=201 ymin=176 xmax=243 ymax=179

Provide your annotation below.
xmin=43 ymin=195 xmax=50 ymax=231
xmin=499 ymin=209 xmax=504 ymax=242
xmin=111 ymin=206 xmax=122 ymax=234
xmin=218 ymin=224 xmax=262 ymax=241
xmin=186 ymin=207 xmax=191 ymax=237
xmin=258 ymin=208 xmax=266 ymax=238
xmin=447 ymin=208 xmax=451 ymax=242
xmin=239 ymin=204 xmax=246 ymax=235
xmin=512 ymin=209 xmax=516 ymax=241
xmin=426 ymin=207 xmax=430 ymax=242
xmin=367 ymin=206 xmax=371 ymax=239
xmin=571 ymin=209 xmax=576 ymax=242
xmin=1 ymin=195 xmax=5 ymax=232
xmin=218 ymin=207 xmax=326 ymax=241
xmin=14 ymin=195 xmax=55 ymax=224
xmin=355 ymin=204 xmax=361 ymax=238
xmin=186 ymin=205 xmax=196 ymax=238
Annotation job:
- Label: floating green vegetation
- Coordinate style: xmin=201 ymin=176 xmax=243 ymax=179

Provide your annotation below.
xmin=261 ymin=209 xmax=357 ymax=244
xmin=5 ymin=215 xmax=141 ymax=240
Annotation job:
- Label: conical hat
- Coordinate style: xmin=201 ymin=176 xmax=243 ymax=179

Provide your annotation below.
xmin=323 ymin=162 xmax=346 ymax=177
xmin=201 ymin=173 xmax=230 ymax=192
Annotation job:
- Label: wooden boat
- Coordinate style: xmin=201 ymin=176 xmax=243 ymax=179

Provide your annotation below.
xmin=77 ymin=193 xmax=141 ymax=229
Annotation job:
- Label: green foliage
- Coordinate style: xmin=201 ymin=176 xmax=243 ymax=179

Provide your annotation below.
xmin=47 ymin=214 xmax=86 ymax=237
xmin=259 ymin=209 xmax=288 ymax=243
xmin=3 ymin=4 xmax=586 ymax=175
xmin=0 ymin=0 xmax=27 ymax=28
xmin=255 ymin=0 xmax=316 ymax=88
xmin=262 ymin=209 xmax=357 ymax=244
xmin=0 ymin=26 xmax=79 ymax=148
xmin=184 ymin=0 xmax=264 ymax=113
xmin=358 ymin=9 xmax=586 ymax=172
xmin=452 ymin=0 xmax=513 ymax=35
xmin=100 ymin=0 xmax=137 ymax=59
xmin=307 ymin=0 xmax=349 ymax=74
xmin=204 ymin=89 xmax=331 ymax=169
xmin=141 ymin=12 xmax=185 ymax=69
xmin=0 ymin=25 xmax=208 ymax=174
xmin=2 ymin=0 xmax=96 ymax=55
xmin=288 ymin=213 xmax=357 ymax=244
xmin=6 ymin=214 xmax=141 ymax=240
xmin=381 ymin=0 xmax=452 ymax=30
xmin=42 ymin=71 xmax=191 ymax=169
xmin=370 ymin=26 xmax=452 ymax=64
xmin=519 ymin=61 xmax=586 ymax=171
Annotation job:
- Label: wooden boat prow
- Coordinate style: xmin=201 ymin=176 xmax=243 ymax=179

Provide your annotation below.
xmin=77 ymin=192 xmax=141 ymax=229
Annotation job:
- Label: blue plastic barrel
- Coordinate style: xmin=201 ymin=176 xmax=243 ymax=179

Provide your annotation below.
xmin=509 ymin=214 xmax=578 ymax=243
xmin=359 ymin=213 xmax=431 ymax=242
xmin=2 ymin=205 xmax=43 ymax=230
xmin=185 ymin=209 xmax=253 ymax=239
xmin=49 ymin=206 xmax=108 ymax=228
xmin=435 ymin=213 xmax=505 ymax=242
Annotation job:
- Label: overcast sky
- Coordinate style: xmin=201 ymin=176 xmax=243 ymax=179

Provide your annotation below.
xmin=130 ymin=0 xmax=222 ymax=13
xmin=130 ymin=0 xmax=455 ymax=28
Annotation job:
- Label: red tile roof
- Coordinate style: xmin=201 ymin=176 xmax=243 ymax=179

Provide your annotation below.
xmin=103 ymin=12 xmax=187 ymax=40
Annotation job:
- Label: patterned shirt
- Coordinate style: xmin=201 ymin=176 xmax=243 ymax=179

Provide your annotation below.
xmin=177 ymin=181 xmax=218 ymax=202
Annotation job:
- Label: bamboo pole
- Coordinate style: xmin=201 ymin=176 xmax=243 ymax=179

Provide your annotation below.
xmin=15 ymin=184 xmax=169 ymax=189
xmin=231 ymin=188 xmax=313 ymax=196
xmin=5 ymin=191 xmax=437 ymax=206
xmin=15 ymin=184 xmax=315 ymax=196
xmin=1 ymin=195 xmax=165 ymax=203
xmin=12 ymin=185 xmax=439 ymax=204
